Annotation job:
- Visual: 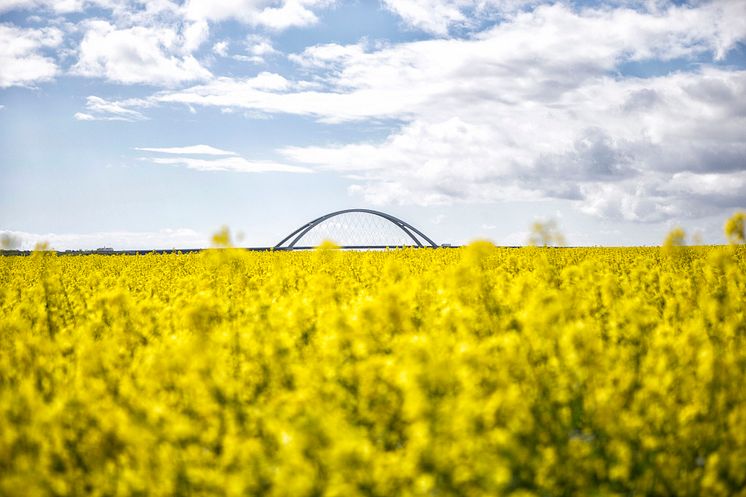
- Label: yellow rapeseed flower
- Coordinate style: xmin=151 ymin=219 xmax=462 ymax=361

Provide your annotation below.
xmin=0 ymin=217 xmax=744 ymax=496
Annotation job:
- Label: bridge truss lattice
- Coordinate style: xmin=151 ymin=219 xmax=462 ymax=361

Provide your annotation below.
xmin=274 ymin=209 xmax=439 ymax=250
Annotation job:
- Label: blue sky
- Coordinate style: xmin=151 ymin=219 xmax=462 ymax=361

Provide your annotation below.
xmin=1 ymin=0 xmax=745 ymax=249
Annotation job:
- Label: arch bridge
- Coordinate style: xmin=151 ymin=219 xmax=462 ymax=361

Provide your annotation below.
xmin=275 ymin=209 xmax=439 ymax=250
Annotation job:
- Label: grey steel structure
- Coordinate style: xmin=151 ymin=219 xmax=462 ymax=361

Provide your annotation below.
xmin=274 ymin=208 xmax=439 ymax=250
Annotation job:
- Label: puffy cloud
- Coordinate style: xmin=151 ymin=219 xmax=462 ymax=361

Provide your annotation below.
xmin=287 ymin=41 xmax=366 ymax=69
xmin=181 ymin=20 xmax=209 ymax=53
xmin=2 ymin=2 xmax=214 ymax=88
xmin=247 ymin=35 xmax=277 ymax=56
xmin=382 ymin=0 xmax=469 ymax=35
xmin=664 ymin=171 xmax=746 ymax=200
xmin=381 ymin=0 xmax=537 ymax=35
xmin=0 ymin=0 xmax=186 ymax=21
xmin=0 ymin=0 xmax=85 ymax=14
xmin=71 ymin=20 xmax=211 ymax=86
xmin=0 ymin=23 xmax=63 ymax=88
xmin=232 ymin=35 xmax=279 ymax=63
xmin=0 ymin=0 xmax=334 ymax=31
xmin=578 ymin=181 xmax=682 ymax=223
xmin=212 ymin=40 xmax=229 ymax=56
xmin=282 ymin=118 xmax=517 ymax=204
xmin=381 ymin=0 xmax=746 ymax=47
xmin=183 ymin=0 xmax=334 ymax=30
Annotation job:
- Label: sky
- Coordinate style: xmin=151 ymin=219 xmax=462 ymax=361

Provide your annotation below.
xmin=1 ymin=0 xmax=745 ymax=249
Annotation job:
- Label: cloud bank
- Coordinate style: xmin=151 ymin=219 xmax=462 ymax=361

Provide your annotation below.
xmin=96 ymin=1 xmax=746 ymax=221
xmin=2 ymin=0 xmax=745 ymax=226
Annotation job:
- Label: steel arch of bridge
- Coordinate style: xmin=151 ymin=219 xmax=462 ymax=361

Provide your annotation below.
xmin=275 ymin=209 xmax=439 ymax=249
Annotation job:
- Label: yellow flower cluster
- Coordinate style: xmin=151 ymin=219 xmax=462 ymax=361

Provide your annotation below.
xmin=1 ymin=233 xmax=745 ymax=496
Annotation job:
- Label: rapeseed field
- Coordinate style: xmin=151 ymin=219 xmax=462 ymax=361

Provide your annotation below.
xmin=1 ymin=218 xmax=745 ymax=497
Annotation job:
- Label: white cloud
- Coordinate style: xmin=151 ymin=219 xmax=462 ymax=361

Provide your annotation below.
xmin=0 ymin=0 xmax=34 ymax=11
xmin=72 ymin=71 xmax=296 ymax=120
xmin=0 ymin=0 xmax=85 ymax=14
xmin=382 ymin=0 xmax=467 ymax=35
xmin=74 ymin=95 xmax=148 ymax=121
xmin=276 ymin=3 xmax=746 ymax=219
xmin=0 ymin=23 xmax=63 ymax=88
xmin=247 ymin=34 xmax=277 ymax=55
xmin=183 ymin=0 xmax=333 ymax=30
xmin=72 ymin=20 xmax=211 ymax=86
xmin=577 ymin=181 xmax=679 ymax=223
xmin=182 ymin=20 xmax=210 ymax=53
xmin=151 ymin=74 xmax=421 ymax=122
xmin=135 ymin=144 xmax=237 ymax=155
xmin=142 ymin=155 xmax=312 ymax=173
xmin=58 ymin=1 xmax=746 ymax=222
xmin=0 ymin=228 xmax=209 ymax=250
xmin=664 ymin=171 xmax=746 ymax=199
xmin=576 ymin=169 xmax=746 ymax=223
xmin=146 ymin=3 xmax=746 ymax=118
xmin=279 ymin=66 xmax=746 ymax=217
xmin=1 ymin=0 xmax=332 ymax=31
xmin=212 ymin=40 xmax=229 ymax=56
xmin=381 ymin=0 xmax=536 ymax=35
xmin=154 ymin=71 xmax=296 ymax=103
xmin=288 ymin=41 xmax=366 ymax=69
xmin=232 ymin=35 xmax=279 ymax=63
xmin=136 ymin=142 xmax=310 ymax=172
xmin=1 ymin=1 xmax=214 ymax=89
